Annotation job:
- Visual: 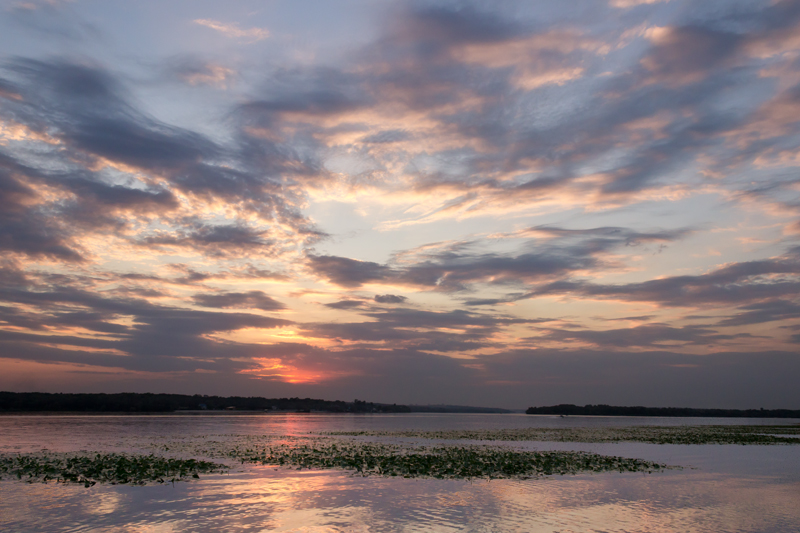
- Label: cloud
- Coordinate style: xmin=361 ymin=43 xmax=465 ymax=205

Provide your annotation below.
xmin=0 ymin=58 xmax=323 ymax=268
xmin=192 ymin=291 xmax=286 ymax=311
xmin=532 ymin=255 xmax=800 ymax=308
xmin=324 ymin=299 xmax=366 ymax=310
xmin=539 ymin=323 xmax=755 ymax=349
xmin=229 ymin=0 xmax=800 ymax=225
xmin=0 ymin=269 xmax=292 ymax=372
xmin=138 ymin=223 xmax=276 ymax=258
xmin=239 ymin=68 xmax=370 ymax=132
xmin=3 ymin=1 xmax=800 ymax=407
xmin=611 ymin=0 xmax=670 ymax=7
xmin=1 ymin=247 xmax=798 ymax=406
xmin=717 ymin=300 xmax=800 ymax=327
xmin=308 ymin=254 xmax=393 ymax=288
xmin=193 ymin=19 xmax=269 ymax=41
xmin=2 ymin=59 xmax=315 ymax=212
xmin=299 ymin=307 xmax=528 ymax=353
xmin=374 ymin=294 xmax=407 ymax=304
xmin=360 ymin=129 xmax=411 ymax=144
xmin=160 ymin=263 xmax=290 ymax=286
xmin=308 ymin=225 xmax=688 ymax=291
xmin=640 ymin=26 xmax=743 ymax=84
xmin=165 ymin=57 xmax=235 ymax=88
xmin=0 ymin=154 xmax=86 ymax=261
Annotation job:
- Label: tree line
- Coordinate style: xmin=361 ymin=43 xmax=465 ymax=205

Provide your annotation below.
xmin=0 ymin=392 xmax=412 ymax=413
xmin=526 ymin=404 xmax=800 ymax=418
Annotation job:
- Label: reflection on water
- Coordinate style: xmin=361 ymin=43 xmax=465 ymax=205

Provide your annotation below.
xmin=0 ymin=412 xmax=791 ymax=454
xmin=1 ymin=414 xmax=799 ymax=532
xmin=3 ymin=468 xmax=799 ymax=532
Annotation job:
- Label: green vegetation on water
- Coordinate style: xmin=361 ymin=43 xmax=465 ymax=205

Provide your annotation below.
xmin=325 ymin=424 xmax=800 ymax=445
xmin=0 ymin=433 xmax=674 ymax=486
xmin=225 ymin=441 xmax=669 ymax=480
xmin=0 ymin=453 xmax=228 ymax=487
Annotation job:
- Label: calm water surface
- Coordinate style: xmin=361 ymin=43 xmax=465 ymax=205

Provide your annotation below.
xmin=1 ymin=414 xmax=799 ymax=532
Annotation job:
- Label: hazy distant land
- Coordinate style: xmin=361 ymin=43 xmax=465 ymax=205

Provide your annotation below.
xmin=526 ymin=404 xmax=800 ymax=418
xmin=0 ymin=392 xmax=509 ymax=414
xmin=1 ymin=393 xmax=797 ymax=417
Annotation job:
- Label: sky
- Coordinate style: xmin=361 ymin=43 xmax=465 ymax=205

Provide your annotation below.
xmin=1 ymin=0 xmax=799 ymax=409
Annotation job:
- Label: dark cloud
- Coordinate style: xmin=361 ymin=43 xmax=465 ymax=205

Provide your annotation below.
xmin=54 ymin=176 xmax=179 ymax=230
xmin=109 ymin=286 xmax=165 ymax=299
xmin=400 ymin=250 xmax=595 ymax=291
xmin=310 ymin=226 xmax=688 ymax=291
xmin=62 ymin=177 xmax=177 ymax=210
xmin=0 ymin=267 xmax=292 ymax=373
xmin=302 ymin=321 xmax=488 ymax=352
xmin=463 ymin=297 xmax=512 ymax=306
xmin=192 ymin=291 xmax=285 ymax=311
xmin=597 ymin=315 xmax=655 ymax=322
xmin=0 ymin=148 xmax=182 ymax=260
xmin=170 ymin=163 xmax=274 ymax=202
xmin=324 ymin=299 xmax=366 ymax=310
xmin=0 ymin=156 xmax=85 ymax=262
xmin=539 ymin=324 xmax=755 ymax=349
xmin=641 ymin=26 xmax=743 ymax=78
xmin=0 ymin=213 xmax=80 ymax=262
xmin=308 ymin=254 xmax=393 ymax=288
xmin=4 ymin=59 xmax=215 ymax=169
xmin=717 ymin=300 xmax=800 ymax=327
xmin=157 ymin=264 xmax=291 ymax=286
xmin=391 ymin=5 xmax=523 ymax=47
xmin=240 ymin=67 xmax=370 ymax=125
xmin=138 ymin=223 xmax=275 ymax=257
xmin=161 ymin=265 xmax=214 ymax=285
xmin=364 ymin=307 xmax=522 ymax=328
xmin=374 ymin=294 xmax=407 ymax=304
xmin=300 ymin=307 xmax=529 ymax=353
xmin=360 ymin=129 xmax=411 ymax=144
xmin=532 ymin=256 xmax=800 ymax=308
xmin=70 ymin=117 xmax=211 ymax=169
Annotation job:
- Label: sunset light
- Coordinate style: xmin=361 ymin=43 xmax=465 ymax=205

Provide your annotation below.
xmin=0 ymin=0 xmax=799 ymax=409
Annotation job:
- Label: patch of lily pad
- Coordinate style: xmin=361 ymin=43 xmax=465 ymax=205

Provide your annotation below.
xmin=0 ymin=432 xmax=681 ymax=485
xmin=229 ymin=441 xmax=670 ymax=479
xmin=323 ymin=425 xmax=800 ymax=445
xmin=0 ymin=453 xmax=228 ymax=487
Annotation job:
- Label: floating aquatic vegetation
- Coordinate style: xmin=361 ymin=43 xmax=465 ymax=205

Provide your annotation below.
xmin=227 ymin=441 xmax=670 ymax=480
xmin=323 ymin=425 xmax=800 ymax=445
xmin=0 ymin=453 xmax=227 ymax=487
xmin=0 ymin=432 xmax=676 ymax=485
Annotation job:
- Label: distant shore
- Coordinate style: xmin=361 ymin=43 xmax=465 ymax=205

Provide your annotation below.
xmin=526 ymin=404 xmax=800 ymax=418
xmin=0 ymin=392 xmax=510 ymax=414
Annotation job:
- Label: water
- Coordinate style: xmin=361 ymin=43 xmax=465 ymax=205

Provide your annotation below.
xmin=1 ymin=414 xmax=799 ymax=532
